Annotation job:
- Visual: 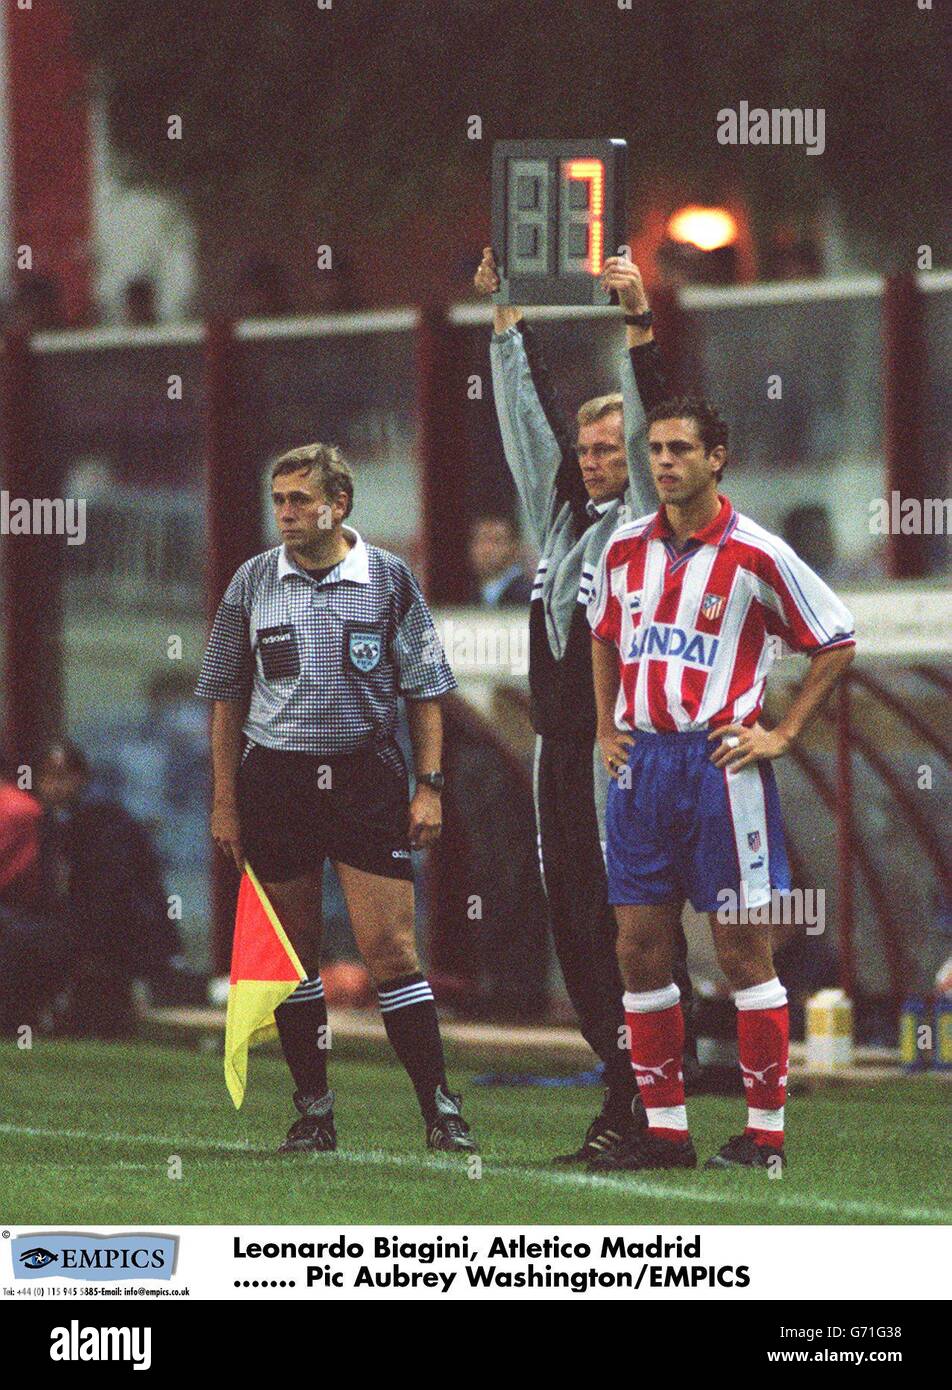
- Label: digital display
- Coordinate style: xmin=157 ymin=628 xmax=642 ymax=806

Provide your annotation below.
xmin=491 ymin=139 xmax=627 ymax=305
xmin=560 ymin=159 xmax=605 ymax=275
xmin=506 ymin=158 xmax=549 ymax=275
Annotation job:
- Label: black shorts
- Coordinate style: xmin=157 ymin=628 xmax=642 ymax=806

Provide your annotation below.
xmin=236 ymin=740 xmax=414 ymax=884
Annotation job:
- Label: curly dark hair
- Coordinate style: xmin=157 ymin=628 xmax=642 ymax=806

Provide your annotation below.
xmin=647 ymin=397 xmax=729 ymax=481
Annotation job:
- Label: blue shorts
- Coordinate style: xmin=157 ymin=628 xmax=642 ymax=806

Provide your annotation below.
xmin=605 ymin=729 xmax=791 ymax=914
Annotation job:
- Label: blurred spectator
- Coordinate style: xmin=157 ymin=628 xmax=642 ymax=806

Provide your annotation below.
xmin=656 ymin=237 xmax=738 ymax=288
xmin=234 ymin=254 xmax=293 ymax=318
xmin=781 ymin=504 xmax=837 ymax=577
xmin=781 ymin=503 xmax=884 ymax=584
xmin=8 ymin=739 xmax=184 ymax=1036
xmin=0 ymin=752 xmax=66 ymax=1031
xmin=123 ymin=273 xmax=159 ymax=326
xmin=146 ymin=670 xmax=209 ymax=811
xmin=3 ymin=272 xmax=66 ymax=332
xmin=764 ymin=230 xmax=824 ymax=281
xmin=468 ymin=513 xmax=532 ymax=607
xmin=0 ymin=754 xmax=42 ymax=911
xmin=303 ymin=248 xmax=358 ymax=312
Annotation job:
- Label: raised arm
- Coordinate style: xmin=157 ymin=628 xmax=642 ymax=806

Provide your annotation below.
xmin=472 ymin=245 xmax=523 ymax=339
xmin=476 ymin=247 xmax=579 ymax=547
xmin=601 ymin=256 xmax=665 ymax=517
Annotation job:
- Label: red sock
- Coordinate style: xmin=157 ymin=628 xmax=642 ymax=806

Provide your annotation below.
xmin=736 ymin=994 xmax=789 ymax=1148
xmin=624 ymin=992 xmax=687 ymax=1140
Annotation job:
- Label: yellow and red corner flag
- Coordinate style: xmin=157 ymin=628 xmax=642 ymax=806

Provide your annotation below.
xmin=224 ymin=862 xmax=305 ymax=1109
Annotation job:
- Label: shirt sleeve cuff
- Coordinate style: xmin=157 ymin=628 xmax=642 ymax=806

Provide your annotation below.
xmin=193 ymin=685 xmax=248 ymax=702
xmin=804 ymin=633 xmax=856 ymax=654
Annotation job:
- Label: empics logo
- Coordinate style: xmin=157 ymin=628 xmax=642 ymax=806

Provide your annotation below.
xmin=50 ymin=1321 xmax=152 ymax=1371
xmin=18 ymin=1246 xmax=58 ymax=1270
xmin=12 ymin=1232 xmax=177 ymax=1281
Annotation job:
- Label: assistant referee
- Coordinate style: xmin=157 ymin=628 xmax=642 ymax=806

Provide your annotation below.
xmin=195 ymin=444 xmax=477 ymax=1155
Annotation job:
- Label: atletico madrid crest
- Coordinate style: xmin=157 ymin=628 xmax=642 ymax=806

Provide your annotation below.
xmin=701 ymin=593 xmax=726 ymax=621
xmin=747 ymin=830 xmax=762 ymax=852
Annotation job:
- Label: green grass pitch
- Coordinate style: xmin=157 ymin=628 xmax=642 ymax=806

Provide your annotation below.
xmin=1 ymin=1038 xmax=949 ymax=1227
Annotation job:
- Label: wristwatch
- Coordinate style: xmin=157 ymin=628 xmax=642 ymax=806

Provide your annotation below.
xmin=416 ymin=771 xmax=445 ymax=792
xmin=624 ymin=309 xmax=653 ymax=329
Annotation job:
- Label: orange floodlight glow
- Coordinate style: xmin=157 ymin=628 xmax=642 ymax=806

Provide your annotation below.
xmin=667 ymin=206 xmax=738 ymax=252
xmin=566 ymin=159 xmax=605 ymax=273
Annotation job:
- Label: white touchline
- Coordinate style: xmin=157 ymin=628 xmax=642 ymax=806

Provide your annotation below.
xmin=0 ymin=1123 xmax=945 ymax=1224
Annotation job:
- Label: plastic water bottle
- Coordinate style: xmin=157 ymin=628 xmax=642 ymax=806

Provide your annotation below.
xmin=899 ymin=996 xmax=930 ymax=1072
xmin=933 ymin=997 xmax=952 ymax=1072
xmin=805 ymin=988 xmax=853 ymax=1070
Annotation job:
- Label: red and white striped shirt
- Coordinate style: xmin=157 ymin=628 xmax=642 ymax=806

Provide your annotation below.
xmin=587 ymin=495 xmax=856 ymax=734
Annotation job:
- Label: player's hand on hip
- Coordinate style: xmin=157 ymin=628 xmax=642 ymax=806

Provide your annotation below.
xmin=597 ymin=726 xmax=635 ymax=780
xmin=600 ymin=255 xmax=649 ymax=315
xmin=474 ymin=247 xmax=500 ymax=296
xmin=708 ymin=721 xmax=790 ymax=772
xmin=211 ymin=802 xmax=244 ymax=871
xmin=408 ymin=786 xmax=442 ymax=849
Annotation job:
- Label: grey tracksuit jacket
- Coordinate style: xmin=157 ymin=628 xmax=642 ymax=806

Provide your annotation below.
xmin=489 ymin=319 xmax=663 ymax=740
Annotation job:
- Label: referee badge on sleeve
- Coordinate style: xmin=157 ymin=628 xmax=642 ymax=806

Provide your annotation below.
xmin=346 ymin=626 xmax=383 ymax=673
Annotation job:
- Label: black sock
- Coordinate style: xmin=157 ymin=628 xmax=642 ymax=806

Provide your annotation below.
xmin=604 ymin=1065 xmax=640 ymax=1120
xmin=378 ymin=973 xmax=447 ymax=1121
xmin=603 ymin=1034 xmax=639 ymax=1087
xmin=274 ymin=975 xmax=330 ymax=1099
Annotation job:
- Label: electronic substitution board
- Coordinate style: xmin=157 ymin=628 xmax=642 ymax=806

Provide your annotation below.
xmin=491 ymin=139 xmax=628 ymax=305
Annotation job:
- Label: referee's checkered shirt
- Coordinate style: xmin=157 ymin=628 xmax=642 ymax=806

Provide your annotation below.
xmin=194 ymin=527 xmax=456 ymax=756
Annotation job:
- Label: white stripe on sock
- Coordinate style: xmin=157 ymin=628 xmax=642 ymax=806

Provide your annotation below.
xmin=378 ymin=983 xmax=433 ymax=1002
xmin=284 ymin=977 xmax=325 ymax=1003
xmin=378 ymin=984 xmax=434 ymax=1012
xmin=380 ymin=1000 xmax=432 ymax=1014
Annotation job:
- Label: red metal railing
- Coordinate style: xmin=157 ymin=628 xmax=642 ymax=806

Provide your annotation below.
xmin=787 ymin=725 xmax=904 ymax=1006
xmin=827 ymin=669 xmax=951 ymax=1012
